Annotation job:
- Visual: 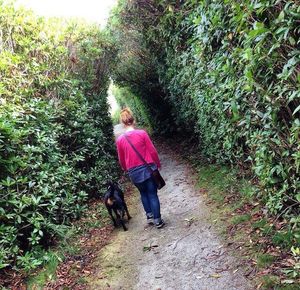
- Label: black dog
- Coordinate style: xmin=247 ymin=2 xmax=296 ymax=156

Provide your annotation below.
xmin=104 ymin=181 xmax=131 ymax=231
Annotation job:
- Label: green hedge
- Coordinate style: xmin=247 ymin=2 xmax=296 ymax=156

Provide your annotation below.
xmin=112 ymin=85 xmax=153 ymax=132
xmin=108 ymin=1 xmax=175 ymax=135
xmin=0 ymin=3 xmax=117 ymax=270
xmin=110 ymin=1 xmax=299 ymax=225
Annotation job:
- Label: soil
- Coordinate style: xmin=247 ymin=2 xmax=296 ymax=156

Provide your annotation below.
xmin=86 ymin=144 xmax=255 ymax=290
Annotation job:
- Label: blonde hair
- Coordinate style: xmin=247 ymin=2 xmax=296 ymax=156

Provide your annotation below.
xmin=120 ymin=107 xmax=135 ymax=126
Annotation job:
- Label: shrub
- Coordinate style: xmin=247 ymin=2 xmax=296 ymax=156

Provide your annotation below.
xmin=0 ymin=3 xmax=117 ymax=269
xmin=110 ymin=0 xmax=300 ymax=215
xmin=109 ymin=0 xmax=300 ymax=248
xmin=112 ymin=85 xmax=153 ymax=132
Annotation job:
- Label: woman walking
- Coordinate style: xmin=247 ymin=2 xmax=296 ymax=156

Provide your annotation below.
xmin=116 ymin=108 xmax=165 ymax=228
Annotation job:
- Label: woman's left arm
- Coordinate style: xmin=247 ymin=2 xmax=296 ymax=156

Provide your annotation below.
xmin=143 ymin=131 xmax=161 ymax=169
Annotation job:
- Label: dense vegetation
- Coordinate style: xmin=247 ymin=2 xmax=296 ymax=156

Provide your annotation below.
xmin=1 ymin=0 xmax=299 ymax=282
xmin=0 ymin=2 xmax=117 ymax=270
xmin=108 ymin=5 xmax=174 ymax=135
xmin=112 ymin=86 xmax=153 ymax=131
xmin=110 ymin=0 xmax=300 ymax=246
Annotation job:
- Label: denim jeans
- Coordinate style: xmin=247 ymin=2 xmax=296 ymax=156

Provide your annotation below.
xmin=134 ymin=177 xmax=162 ymax=223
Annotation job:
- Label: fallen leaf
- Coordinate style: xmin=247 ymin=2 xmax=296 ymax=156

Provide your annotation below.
xmin=143 ymin=243 xmax=159 ymax=252
xmin=281 ymin=279 xmax=295 ymax=284
xmin=209 ymin=273 xmax=221 ymax=278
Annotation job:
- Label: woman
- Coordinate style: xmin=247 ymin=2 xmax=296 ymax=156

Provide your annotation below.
xmin=116 ymin=108 xmax=165 ymax=229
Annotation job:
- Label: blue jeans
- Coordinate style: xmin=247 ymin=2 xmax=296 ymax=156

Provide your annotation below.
xmin=134 ymin=177 xmax=162 ymax=223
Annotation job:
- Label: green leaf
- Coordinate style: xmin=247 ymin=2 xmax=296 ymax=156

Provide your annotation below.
xmin=289 ymin=37 xmax=296 ymax=46
xmin=293 ymin=105 xmax=300 ymax=116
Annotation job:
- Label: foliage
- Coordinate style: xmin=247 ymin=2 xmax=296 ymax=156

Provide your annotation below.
xmin=107 ymin=0 xmax=175 ymax=135
xmin=112 ymin=85 xmax=153 ymax=132
xmin=110 ymin=0 xmax=300 ymax=235
xmin=0 ymin=2 xmax=118 ymax=270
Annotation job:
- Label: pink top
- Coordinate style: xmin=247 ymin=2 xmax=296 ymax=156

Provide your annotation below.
xmin=116 ymin=129 xmax=161 ymax=171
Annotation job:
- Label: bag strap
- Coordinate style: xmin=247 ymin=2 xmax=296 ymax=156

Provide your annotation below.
xmin=124 ymin=134 xmax=153 ymax=173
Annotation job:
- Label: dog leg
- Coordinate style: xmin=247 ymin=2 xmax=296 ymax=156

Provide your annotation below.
xmin=114 ymin=209 xmax=128 ymax=231
xmin=123 ymin=202 xmax=132 ymax=220
xmin=121 ymin=210 xmax=128 ymax=231
xmin=107 ymin=207 xmax=117 ymax=227
xmin=120 ymin=219 xmax=128 ymax=231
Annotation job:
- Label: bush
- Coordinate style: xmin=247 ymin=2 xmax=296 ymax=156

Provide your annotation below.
xmin=112 ymin=85 xmax=153 ymax=132
xmin=108 ymin=1 xmax=175 ymax=135
xmin=109 ymin=0 xmax=300 ymax=244
xmin=0 ymin=3 xmax=117 ymax=269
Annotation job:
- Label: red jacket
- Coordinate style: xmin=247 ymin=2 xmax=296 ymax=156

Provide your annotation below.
xmin=116 ymin=129 xmax=161 ymax=171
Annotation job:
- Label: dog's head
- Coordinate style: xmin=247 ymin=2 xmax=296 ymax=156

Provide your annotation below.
xmin=105 ymin=181 xmax=123 ymax=209
xmin=106 ymin=180 xmax=115 ymax=191
xmin=105 ymin=181 xmax=116 ymax=206
xmin=105 ymin=180 xmax=119 ymax=196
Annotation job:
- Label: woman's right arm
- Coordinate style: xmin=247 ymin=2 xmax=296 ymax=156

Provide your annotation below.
xmin=116 ymin=139 xmax=126 ymax=171
xmin=143 ymin=131 xmax=161 ymax=169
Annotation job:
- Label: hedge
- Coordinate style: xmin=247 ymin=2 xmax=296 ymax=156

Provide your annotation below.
xmin=0 ymin=3 xmax=117 ymax=270
xmin=110 ymin=0 xmax=300 ymax=241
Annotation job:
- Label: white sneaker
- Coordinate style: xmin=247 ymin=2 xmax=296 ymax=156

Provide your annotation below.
xmin=155 ymin=219 xmax=165 ymax=229
xmin=147 ymin=216 xmax=154 ymax=225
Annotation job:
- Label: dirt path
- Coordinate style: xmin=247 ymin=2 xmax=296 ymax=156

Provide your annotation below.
xmin=87 ymin=144 xmax=254 ymax=290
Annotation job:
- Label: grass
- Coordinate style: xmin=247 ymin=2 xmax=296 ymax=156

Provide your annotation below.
xmin=210 ymin=190 xmax=225 ymax=203
xmin=257 ymin=253 xmax=276 ymax=268
xmin=231 ymin=214 xmax=251 ymax=225
xmin=197 ymin=165 xmax=233 ymax=189
xmin=240 ymin=182 xmax=256 ymax=199
xmin=260 ymin=275 xmax=300 ymax=290
xmin=261 ymin=275 xmax=280 ymax=289
xmin=272 ymin=230 xmax=295 ymax=248
xmin=26 ymin=252 xmax=62 ymax=289
xmin=252 ymin=218 xmax=268 ymax=229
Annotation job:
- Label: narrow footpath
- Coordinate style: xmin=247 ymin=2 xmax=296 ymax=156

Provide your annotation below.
xmin=87 ymin=144 xmax=254 ymax=290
